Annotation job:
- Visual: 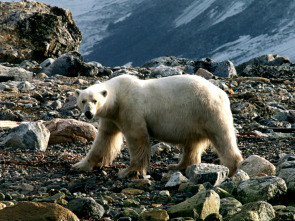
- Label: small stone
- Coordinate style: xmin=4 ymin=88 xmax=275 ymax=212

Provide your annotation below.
xmin=66 ymin=197 xmax=105 ymax=219
xmin=139 ymin=209 xmax=169 ymax=221
xmin=121 ymin=188 xmax=144 ymax=195
xmin=165 ymin=172 xmax=188 ymax=188
xmin=128 ymin=179 xmax=152 ymax=191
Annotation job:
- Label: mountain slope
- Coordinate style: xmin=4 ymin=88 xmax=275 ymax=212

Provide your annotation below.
xmin=5 ymin=0 xmax=295 ymax=67
xmin=84 ymin=0 xmax=295 ymax=66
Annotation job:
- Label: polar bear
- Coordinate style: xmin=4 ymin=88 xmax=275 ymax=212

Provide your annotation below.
xmin=73 ymin=74 xmax=243 ymax=178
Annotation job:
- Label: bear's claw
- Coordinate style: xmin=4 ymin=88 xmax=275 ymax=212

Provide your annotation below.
xmin=72 ymin=159 xmax=93 ymax=171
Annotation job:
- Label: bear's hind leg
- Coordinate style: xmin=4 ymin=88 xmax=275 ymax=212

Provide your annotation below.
xmin=118 ymin=129 xmax=151 ymax=178
xmin=168 ymin=137 xmax=209 ymax=172
xmin=72 ymin=119 xmax=123 ymax=171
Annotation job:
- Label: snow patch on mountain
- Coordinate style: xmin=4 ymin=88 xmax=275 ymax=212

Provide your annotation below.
xmin=212 ymin=33 xmax=295 ymax=64
xmin=212 ymin=1 xmax=250 ymax=25
xmin=174 ymin=0 xmax=215 ymax=27
xmin=114 ymin=13 xmax=132 ymax=24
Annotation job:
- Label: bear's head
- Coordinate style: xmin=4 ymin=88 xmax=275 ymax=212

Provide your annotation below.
xmin=75 ymin=86 xmax=108 ymax=120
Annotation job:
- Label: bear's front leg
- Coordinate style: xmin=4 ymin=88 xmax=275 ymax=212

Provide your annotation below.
xmin=73 ymin=119 xmax=123 ymax=171
xmin=118 ymin=130 xmax=151 ymax=179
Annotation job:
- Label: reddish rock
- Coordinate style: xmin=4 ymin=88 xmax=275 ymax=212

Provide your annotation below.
xmin=43 ymin=118 xmax=97 ymax=144
xmin=0 ymin=202 xmax=79 ymax=221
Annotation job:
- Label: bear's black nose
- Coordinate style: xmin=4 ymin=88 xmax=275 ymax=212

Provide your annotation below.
xmin=85 ymin=111 xmax=93 ymax=119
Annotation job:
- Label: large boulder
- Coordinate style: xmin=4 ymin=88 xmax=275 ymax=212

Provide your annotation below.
xmin=194 ymin=58 xmax=237 ymax=78
xmin=0 ymin=64 xmax=33 ymax=82
xmin=41 ymin=52 xmax=98 ymax=77
xmin=0 ymin=1 xmax=82 ymax=64
xmin=237 ymin=176 xmax=287 ymax=204
xmin=227 ymin=201 xmax=275 ymax=221
xmin=237 ymin=155 xmax=276 ymax=177
xmin=2 ymin=122 xmax=50 ymax=152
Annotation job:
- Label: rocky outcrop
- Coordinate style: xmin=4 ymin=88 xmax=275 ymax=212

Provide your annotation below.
xmin=0 ymin=1 xmax=82 ymax=64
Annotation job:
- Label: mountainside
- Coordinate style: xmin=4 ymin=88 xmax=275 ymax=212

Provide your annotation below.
xmin=5 ymin=0 xmax=295 ymax=67
xmin=84 ymin=0 xmax=295 ymax=67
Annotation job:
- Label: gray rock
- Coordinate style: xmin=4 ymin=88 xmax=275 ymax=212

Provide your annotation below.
xmin=276 ymin=160 xmax=295 ymax=193
xmin=153 ymin=190 xmax=172 ymax=204
xmin=167 ymin=189 xmax=220 ymax=220
xmin=227 ymin=201 xmax=275 ymax=221
xmin=241 ymin=65 xmax=295 ymax=79
xmin=17 ymin=81 xmax=35 ymax=92
xmin=194 ymin=58 xmax=237 ymax=78
xmin=151 ymin=142 xmax=171 ymax=156
xmin=274 ymin=205 xmax=295 ymax=220
xmin=165 ymin=172 xmax=188 ymax=188
xmin=40 ymin=58 xmax=55 ymax=69
xmin=273 ymin=110 xmax=295 ymax=123
xmin=142 ymin=56 xmax=193 ymax=68
xmin=219 ymin=197 xmax=242 ymax=218
xmin=110 ymin=68 xmax=143 ymax=79
xmin=236 ymin=54 xmax=291 ymax=74
xmin=2 ymin=122 xmax=50 ymax=152
xmin=0 ymin=65 xmax=33 ymax=82
xmin=150 ymin=65 xmax=182 ymax=78
xmin=0 ymin=110 xmax=23 ymax=121
xmin=276 ymin=153 xmax=295 ymax=167
xmin=237 ymin=176 xmax=287 ymax=204
xmin=232 ymin=170 xmax=250 ymax=187
xmin=185 ymin=163 xmax=229 ymax=186
xmin=19 ymin=60 xmax=41 ymax=73
xmin=87 ymin=61 xmax=103 ymax=68
xmin=66 ymin=197 xmax=105 ymax=219
xmin=42 ymin=52 xmax=98 ymax=77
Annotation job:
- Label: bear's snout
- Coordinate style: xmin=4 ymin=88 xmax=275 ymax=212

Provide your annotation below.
xmin=85 ymin=111 xmax=94 ymax=119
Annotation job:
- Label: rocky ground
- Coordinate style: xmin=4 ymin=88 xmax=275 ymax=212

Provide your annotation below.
xmin=0 ymin=54 xmax=295 ymax=220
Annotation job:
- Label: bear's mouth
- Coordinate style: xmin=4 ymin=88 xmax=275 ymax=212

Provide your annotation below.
xmin=85 ymin=111 xmax=94 ymax=119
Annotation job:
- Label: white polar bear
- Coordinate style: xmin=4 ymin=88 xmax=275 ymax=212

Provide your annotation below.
xmin=73 ymin=74 xmax=243 ymax=178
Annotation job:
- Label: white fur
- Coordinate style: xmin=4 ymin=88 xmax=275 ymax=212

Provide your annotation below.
xmin=73 ymin=74 xmax=243 ymax=178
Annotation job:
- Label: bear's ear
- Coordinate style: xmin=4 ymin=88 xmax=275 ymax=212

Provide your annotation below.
xmin=75 ymin=89 xmax=81 ymax=98
xmin=101 ymin=90 xmax=108 ymax=97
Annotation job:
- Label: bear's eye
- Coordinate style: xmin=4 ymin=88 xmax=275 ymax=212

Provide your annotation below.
xmin=92 ymin=100 xmax=97 ymax=104
xmin=82 ymin=100 xmax=86 ymax=104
